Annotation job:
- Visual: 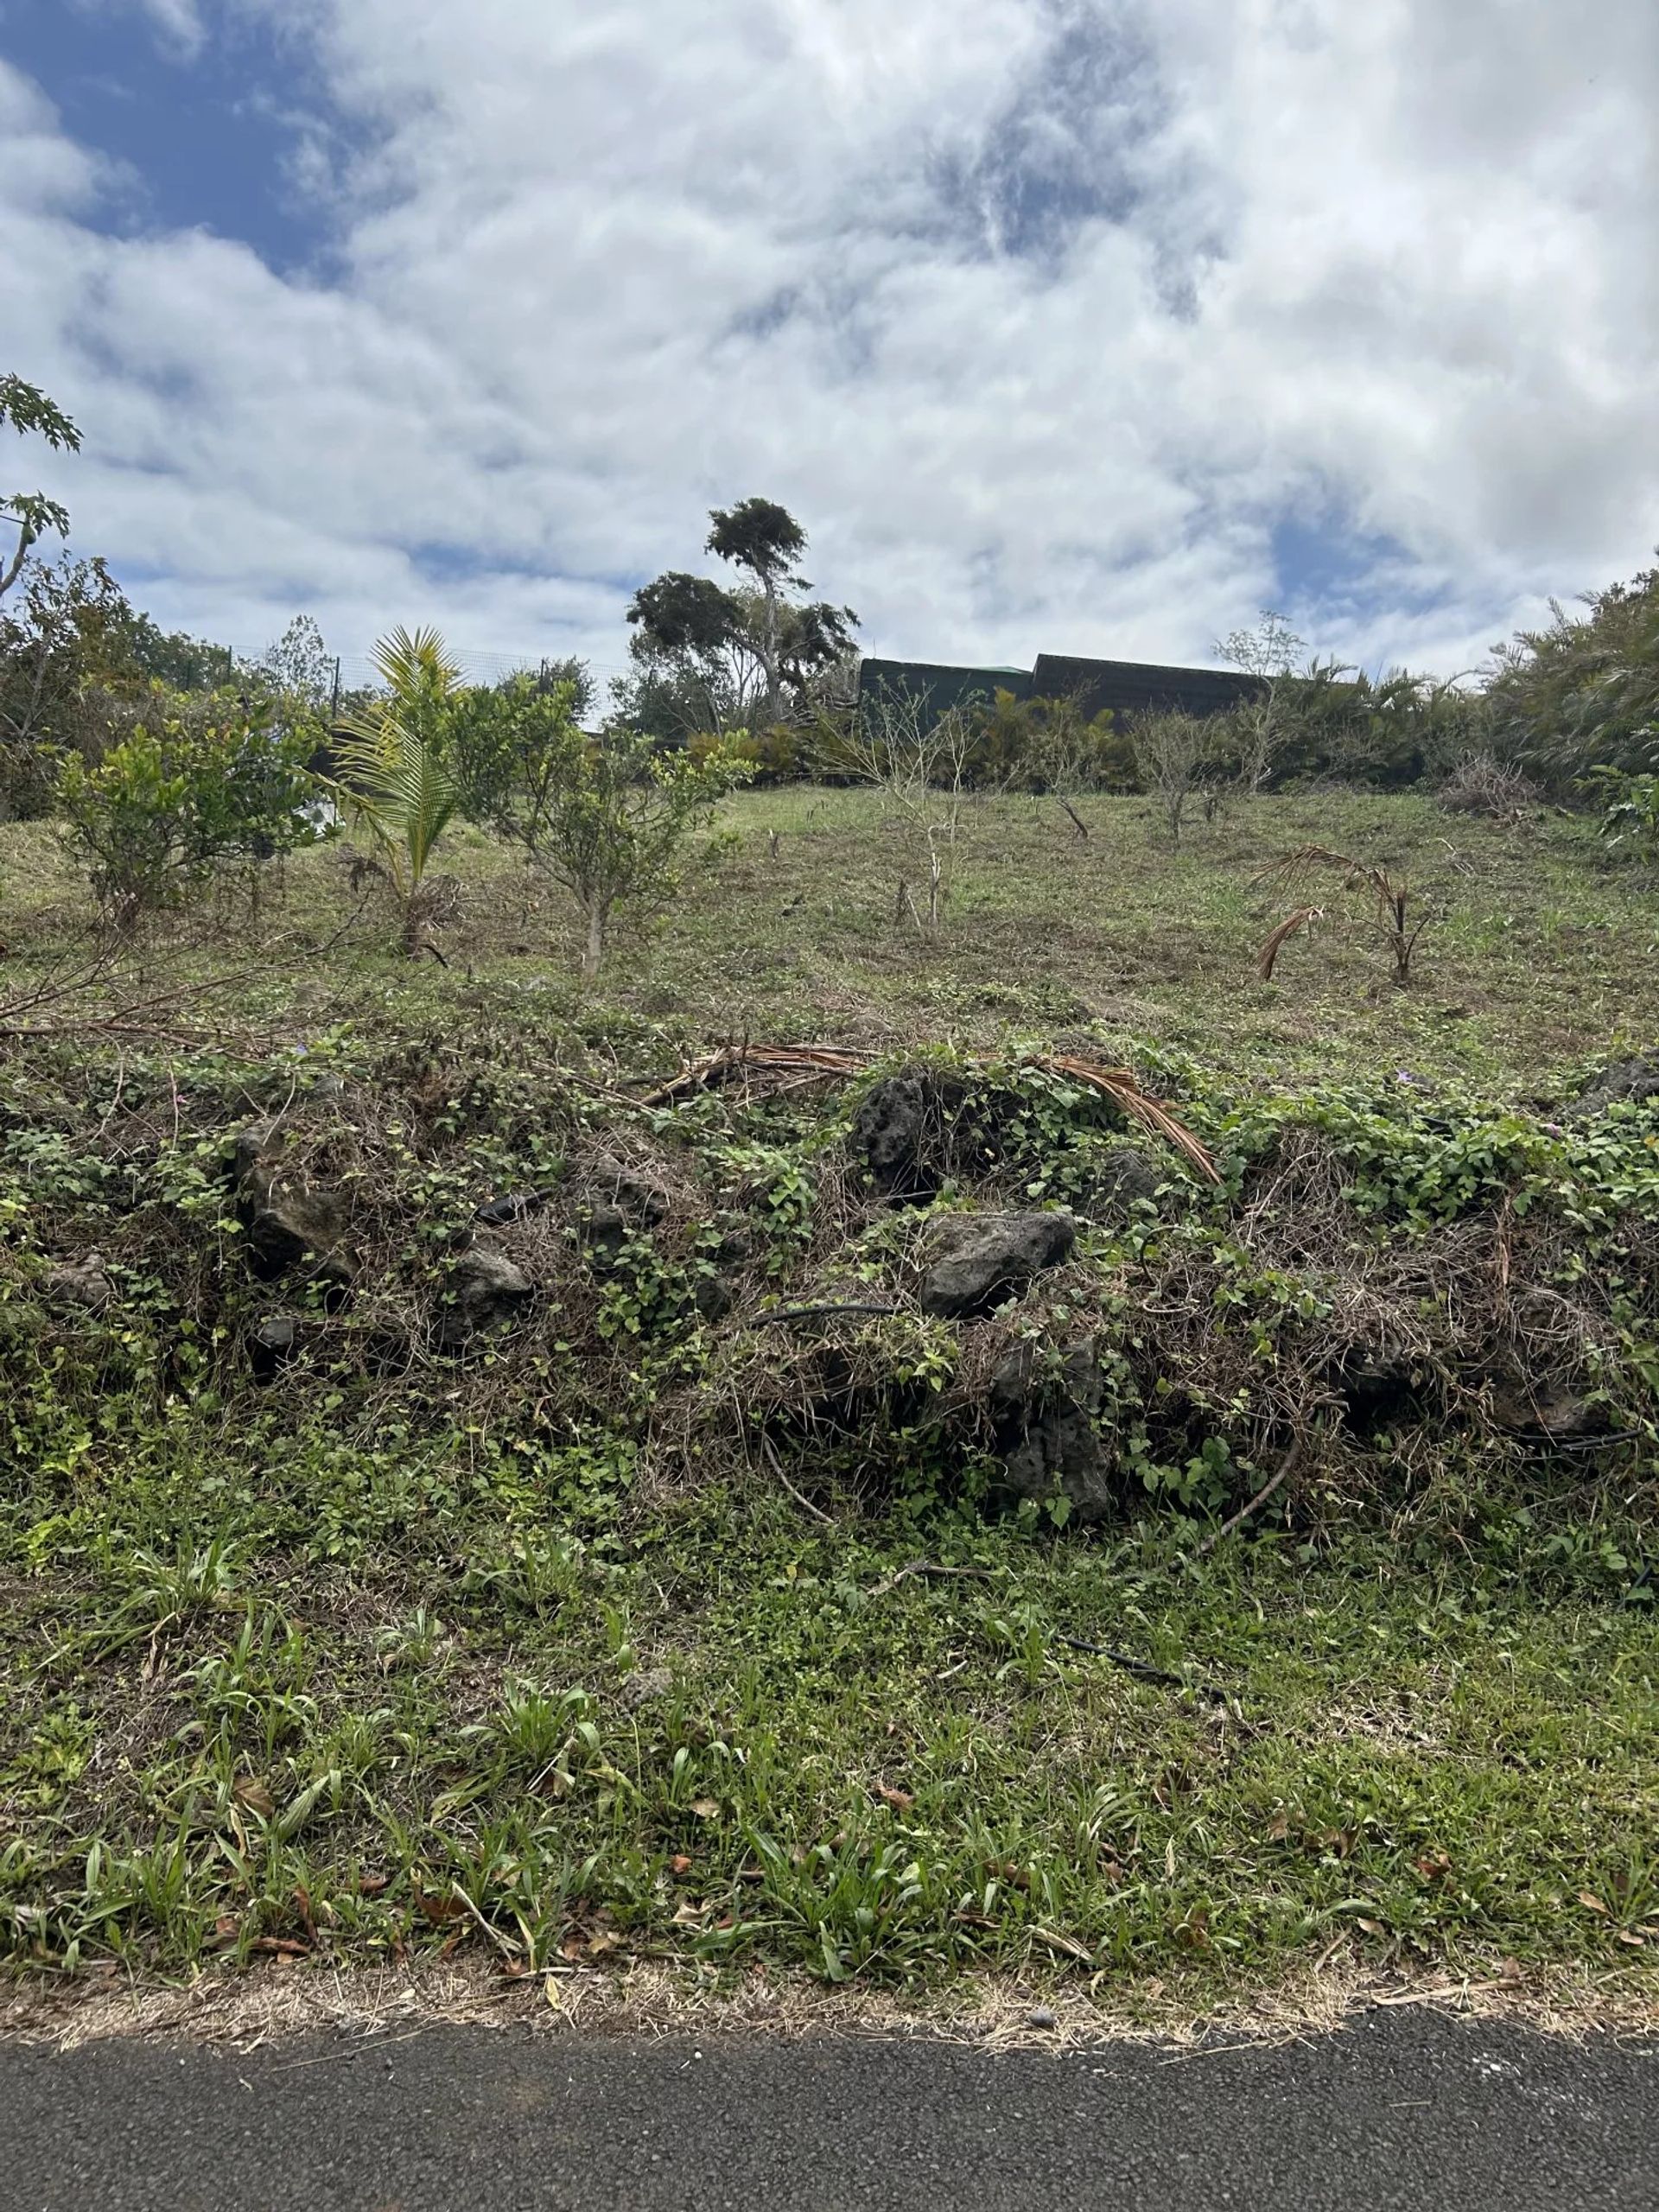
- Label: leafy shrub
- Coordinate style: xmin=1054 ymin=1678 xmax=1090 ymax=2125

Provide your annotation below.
xmin=55 ymin=692 xmax=325 ymax=924
xmin=1589 ymin=767 xmax=1659 ymax=861
xmin=969 ymin=688 xmax=1138 ymax=794
xmin=1484 ymin=563 xmax=1659 ymax=782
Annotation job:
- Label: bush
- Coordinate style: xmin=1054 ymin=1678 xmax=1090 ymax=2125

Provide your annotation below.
xmin=1436 ymin=752 xmax=1538 ymax=819
xmin=1485 ymin=563 xmax=1659 ymax=783
xmin=55 ymin=692 xmax=326 ymax=924
xmin=1588 ymin=766 xmax=1659 ymax=861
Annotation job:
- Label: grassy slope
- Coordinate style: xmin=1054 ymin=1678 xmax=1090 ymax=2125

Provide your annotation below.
xmin=0 ymin=790 xmax=1656 ymax=2011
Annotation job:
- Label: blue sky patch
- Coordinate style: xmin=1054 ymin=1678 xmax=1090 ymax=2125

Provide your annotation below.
xmin=0 ymin=0 xmax=350 ymax=272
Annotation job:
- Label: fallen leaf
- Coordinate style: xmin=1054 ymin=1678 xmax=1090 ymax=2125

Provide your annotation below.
xmin=669 ymin=1854 xmax=693 ymax=1877
xmin=233 ymin=1777 xmax=276 ymax=1819
xmin=250 ymin=1936 xmax=309 ymax=1958
xmin=585 ymin=1926 xmax=625 ymax=1958
xmin=357 ymin=1873 xmax=391 ymax=1897
xmin=877 ymin=1783 xmax=915 ymax=1812
xmin=205 ymin=1914 xmax=239 ymax=1950
xmin=671 ymin=1901 xmax=707 ymax=1927
xmin=1615 ymin=1929 xmax=1647 ymax=1948
xmin=1577 ymin=1891 xmax=1611 ymax=1916
xmin=543 ymin=1974 xmax=563 ymax=2010
xmin=690 ymin=1797 xmax=721 ymax=1820
xmin=1032 ymin=1925 xmax=1092 ymax=1961
xmin=1413 ymin=1853 xmax=1452 ymax=1884
xmin=1264 ymin=1810 xmax=1292 ymax=1844
xmin=415 ymin=1890 xmax=467 ymax=1925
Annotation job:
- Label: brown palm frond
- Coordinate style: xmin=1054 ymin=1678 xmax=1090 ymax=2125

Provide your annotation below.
xmin=638 ymin=1043 xmax=875 ymax=1108
xmin=1251 ymin=843 xmax=1363 ymax=895
xmin=1024 ymin=1053 xmax=1221 ymax=1184
xmin=1256 ymin=905 xmax=1324 ymax=980
xmin=639 ymin=1042 xmax=1220 ymax=1184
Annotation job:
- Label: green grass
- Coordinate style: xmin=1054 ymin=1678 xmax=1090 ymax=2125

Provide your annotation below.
xmin=1 ymin=786 xmax=1656 ymax=2013
xmin=3 ymin=1477 xmax=1655 ymax=1999
xmin=4 ymin=783 xmax=1657 ymax=1088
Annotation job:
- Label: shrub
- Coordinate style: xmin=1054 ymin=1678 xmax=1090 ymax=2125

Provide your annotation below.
xmin=1485 ymin=563 xmax=1659 ymax=782
xmin=1436 ymin=752 xmax=1538 ymax=819
xmin=1588 ymin=767 xmax=1659 ymax=861
xmin=55 ymin=692 xmax=325 ymax=925
xmin=1128 ymin=709 xmax=1217 ymax=846
xmin=453 ymin=673 xmax=753 ymax=976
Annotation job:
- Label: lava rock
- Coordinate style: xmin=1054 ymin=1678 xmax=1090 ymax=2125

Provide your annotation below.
xmin=589 ymin=1157 xmax=668 ymax=1226
xmin=1486 ymin=1375 xmax=1600 ymax=1440
xmin=1079 ymin=1147 xmax=1161 ymax=1221
xmin=439 ymin=1238 xmax=534 ymax=1343
xmin=578 ymin=1157 xmax=670 ymax=1268
xmin=919 ymin=1209 xmax=1076 ymax=1319
xmin=249 ymin=1313 xmax=300 ymax=1381
xmin=693 ymin=1272 xmax=737 ymax=1322
xmin=988 ymin=1334 xmax=1115 ymax=1521
xmin=43 ymin=1253 xmax=115 ymax=1313
xmin=852 ymin=1075 xmax=931 ymax=1197
xmin=232 ymin=1123 xmax=354 ymax=1283
xmin=1560 ymin=1053 xmax=1659 ymax=1122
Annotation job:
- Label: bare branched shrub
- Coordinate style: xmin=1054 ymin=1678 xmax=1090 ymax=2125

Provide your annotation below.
xmin=1129 ymin=709 xmax=1217 ymax=847
xmin=815 ymin=690 xmax=982 ymax=928
xmin=1436 ymin=752 xmax=1538 ymax=820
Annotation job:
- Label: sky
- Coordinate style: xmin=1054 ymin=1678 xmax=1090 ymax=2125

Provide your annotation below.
xmin=1 ymin=0 xmax=1655 ymax=690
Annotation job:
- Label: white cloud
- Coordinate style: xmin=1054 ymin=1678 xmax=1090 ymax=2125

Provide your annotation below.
xmin=3 ymin=0 xmax=1656 ymax=682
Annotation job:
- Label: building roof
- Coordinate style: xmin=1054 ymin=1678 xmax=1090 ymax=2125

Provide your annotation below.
xmin=857 ymin=658 xmax=1032 ymax=718
xmin=858 ymin=652 xmax=1263 ymax=724
xmin=1030 ymin=654 xmax=1263 ymax=721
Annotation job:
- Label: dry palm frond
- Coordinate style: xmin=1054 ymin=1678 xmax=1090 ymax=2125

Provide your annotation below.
xmin=638 ymin=1042 xmax=1220 ymax=1184
xmin=1256 ymin=905 xmax=1325 ymax=981
xmin=1022 ymin=1053 xmax=1220 ymax=1184
xmin=1253 ymin=844 xmax=1370 ymax=895
xmin=1253 ymin=846 xmax=1427 ymax=985
xmin=638 ymin=1043 xmax=875 ymax=1108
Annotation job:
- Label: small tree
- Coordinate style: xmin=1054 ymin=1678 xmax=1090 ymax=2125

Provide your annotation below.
xmin=455 ymin=679 xmax=752 ymax=977
xmin=1129 ymin=709 xmax=1216 ymax=847
xmin=55 ymin=693 xmax=324 ymax=926
xmin=251 ymin=614 xmax=334 ymax=715
xmin=1215 ymin=609 xmax=1305 ymax=795
xmin=327 ymin=626 xmax=464 ymax=956
xmin=2 ymin=375 xmax=81 ymax=600
xmin=817 ymin=690 xmax=980 ymax=928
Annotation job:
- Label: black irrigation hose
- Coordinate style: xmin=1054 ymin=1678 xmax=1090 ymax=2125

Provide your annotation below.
xmin=752 ymin=1302 xmax=904 ymax=1327
xmin=1054 ymin=1635 xmax=1228 ymax=1703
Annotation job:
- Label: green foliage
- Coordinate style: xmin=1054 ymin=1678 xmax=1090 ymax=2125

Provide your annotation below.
xmin=327 ymin=626 xmax=463 ymax=953
xmin=54 ymin=692 xmax=326 ymax=922
xmin=0 ymin=557 xmax=142 ymax=817
xmin=1 ymin=372 xmax=81 ymax=599
xmin=970 ymin=687 xmax=1138 ymax=793
xmin=1486 ymin=563 xmax=1659 ymax=782
xmin=1589 ymin=767 xmax=1659 ymax=862
xmin=624 ymin=496 xmax=858 ymax=740
xmin=490 ymin=715 xmax=753 ymax=977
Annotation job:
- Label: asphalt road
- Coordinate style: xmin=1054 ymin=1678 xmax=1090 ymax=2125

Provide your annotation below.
xmin=2 ymin=2007 xmax=1654 ymax=2211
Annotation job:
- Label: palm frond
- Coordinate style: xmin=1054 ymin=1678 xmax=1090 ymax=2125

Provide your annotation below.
xmin=372 ymin=624 xmax=461 ymax=702
xmin=1256 ymin=905 xmax=1323 ymax=980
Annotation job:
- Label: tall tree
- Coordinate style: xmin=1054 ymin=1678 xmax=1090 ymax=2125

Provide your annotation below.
xmin=624 ymin=498 xmax=857 ymax=738
xmin=1 ymin=375 xmax=81 ymax=600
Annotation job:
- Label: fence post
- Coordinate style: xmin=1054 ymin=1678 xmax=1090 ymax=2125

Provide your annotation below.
xmin=330 ymin=658 xmax=341 ymax=720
